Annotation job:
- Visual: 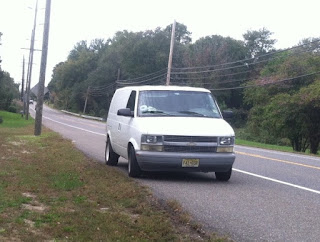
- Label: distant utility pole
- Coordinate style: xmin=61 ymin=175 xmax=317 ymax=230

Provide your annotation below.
xmin=166 ymin=20 xmax=176 ymax=86
xmin=115 ymin=68 xmax=121 ymax=89
xmin=83 ymin=86 xmax=90 ymax=115
xmin=25 ymin=0 xmax=38 ymax=120
xmin=21 ymin=56 xmax=25 ymax=102
xmin=34 ymin=0 xmax=51 ymax=136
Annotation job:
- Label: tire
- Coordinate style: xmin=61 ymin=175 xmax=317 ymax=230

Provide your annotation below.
xmin=215 ymin=168 xmax=232 ymax=181
xmin=105 ymin=137 xmax=119 ymax=166
xmin=128 ymin=145 xmax=141 ymax=177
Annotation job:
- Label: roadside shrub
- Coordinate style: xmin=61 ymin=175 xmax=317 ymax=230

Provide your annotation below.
xmin=229 ymin=108 xmax=248 ymax=128
xmin=277 ymin=138 xmax=291 ymax=147
xmin=99 ymin=108 xmax=106 ymax=118
xmin=7 ymin=106 xmax=17 ymax=113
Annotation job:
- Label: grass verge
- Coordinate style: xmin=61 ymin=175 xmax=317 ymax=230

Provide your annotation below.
xmin=0 ymin=111 xmax=34 ymax=128
xmin=0 ymin=111 xmax=226 ymax=241
xmin=236 ymin=138 xmax=320 ymax=156
xmin=236 ymin=138 xmax=294 ymax=152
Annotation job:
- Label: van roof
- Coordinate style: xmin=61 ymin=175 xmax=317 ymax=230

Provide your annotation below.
xmin=116 ymin=85 xmax=210 ymax=92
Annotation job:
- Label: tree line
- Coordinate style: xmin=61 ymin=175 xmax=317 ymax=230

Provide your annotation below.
xmin=0 ymin=32 xmax=20 ymax=113
xmin=48 ymin=23 xmax=320 ymax=154
xmin=2 ymin=22 xmax=318 ymax=154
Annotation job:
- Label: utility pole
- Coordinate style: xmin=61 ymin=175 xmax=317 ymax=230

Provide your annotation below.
xmin=115 ymin=68 xmax=121 ymax=89
xmin=83 ymin=86 xmax=90 ymax=115
xmin=35 ymin=0 xmax=51 ymax=136
xmin=25 ymin=0 xmax=38 ymax=120
xmin=21 ymin=56 xmax=25 ymax=102
xmin=117 ymin=68 xmax=121 ymax=81
xmin=166 ymin=20 xmax=176 ymax=86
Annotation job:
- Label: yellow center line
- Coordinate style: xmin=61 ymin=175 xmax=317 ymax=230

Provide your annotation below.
xmin=236 ymin=151 xmax=320 ymax=171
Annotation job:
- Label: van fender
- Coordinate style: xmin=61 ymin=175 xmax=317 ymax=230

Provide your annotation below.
xmin=106 ymin=130 xmax=112 ymax=143
xmin=128 ymin=137 xmax=139 ymax=153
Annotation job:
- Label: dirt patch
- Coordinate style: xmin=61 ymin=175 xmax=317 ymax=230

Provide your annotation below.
xmin=22 ymin=193 xmax=47 ymax=212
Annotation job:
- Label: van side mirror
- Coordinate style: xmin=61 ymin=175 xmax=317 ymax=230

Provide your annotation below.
xmin=117 ymin=108 xmax=134 ymax=117
xmin=222 ymin=110 xmax=233 ymax=119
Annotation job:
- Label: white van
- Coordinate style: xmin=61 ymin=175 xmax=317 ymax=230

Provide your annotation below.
xmin=105 ymin=85 xmax=235 ymax=181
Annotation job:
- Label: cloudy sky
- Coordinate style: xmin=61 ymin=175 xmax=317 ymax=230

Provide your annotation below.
xmin=0 ymin=0 xmax=319 ymax=89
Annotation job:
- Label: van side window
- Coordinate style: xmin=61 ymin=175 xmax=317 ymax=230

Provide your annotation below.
xmin=126 ymin=91 xmax=136 ymax=111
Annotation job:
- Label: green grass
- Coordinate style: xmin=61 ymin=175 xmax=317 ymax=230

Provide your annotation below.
xmin=236 ymin=138 xmax=319 ymax=156
xmin=236 ymin=138 xmax=294 ymax=152
xmin=52 ymin=173 xmax=84 ymax=191
xmin=0 ymin=111 xmax=224 ymax=241
xmin=0 ymin=110 xmax=34 ymax=128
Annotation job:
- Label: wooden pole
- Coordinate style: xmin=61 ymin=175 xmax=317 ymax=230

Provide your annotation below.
xmin=166 ymin=20 xmax=176 ymax=86
xmin=83 ymin=86 xmax=90 ymax=114
xmin=34 ymin=0 xmax=51 ymax=136
xmin=21 ymin=56 xmax=25 ymax=102
xmin=26 ymin=1 xmax=38 ymax=120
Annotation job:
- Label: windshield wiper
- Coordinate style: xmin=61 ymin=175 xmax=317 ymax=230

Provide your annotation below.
xmin=142 ymin=110 xmax=171 ymax=115
xmin=178 ymin=111 xmax=206 ymax=117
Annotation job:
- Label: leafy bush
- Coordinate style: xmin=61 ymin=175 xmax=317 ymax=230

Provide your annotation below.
xmin=7 ymin=106 xmax=17 ymax=113
xmin=229 ymin=108 xmax=248 ymax=129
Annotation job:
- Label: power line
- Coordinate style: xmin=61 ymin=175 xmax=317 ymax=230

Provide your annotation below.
xmin=116 ymin=68 xmax=167 ymax=83
xmin=89 ymin=82 xmax=116 ymax=91
xmin=171 ymin=69 xmax=251 ymax=81
xmin=80 ymin=39 xmax=320 ymax=99
xmin=116 ymin=72 xmax=167 ymax=85
xmin=171 ymin=39 xmax=320 ymax=72
xmin=171 ymin=46 xmax=318 ymax=75
xmin=209 ymin=71 xmax=320 ymax=91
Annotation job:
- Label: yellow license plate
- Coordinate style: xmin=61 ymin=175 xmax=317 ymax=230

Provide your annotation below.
xmin=182 ymin=159 xmax=199 ymax=167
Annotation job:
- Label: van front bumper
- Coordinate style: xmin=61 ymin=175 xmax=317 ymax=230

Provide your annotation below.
xmin=135 ymin=151 xmax=235 ymax=172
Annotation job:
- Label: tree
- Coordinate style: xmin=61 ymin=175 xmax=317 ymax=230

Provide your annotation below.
xmin=297 ymin=37 xmax=320 ymax=53
xmin=0 ymin=33 xmax=20 ymax=111
xmin=49 ymin=41 xmax=99 ymax=112
xmin=296 ymin=80 xmax=320 ymax=154
xmin=244 ymin=50 xmax=320 ymax=153
xmin=48 ymin=26 xmax=181 ymax=115
xmin=183 ymin=35 xmax=248 ymax=108
xmin=243 ymin=28 xmax=276 ymax=58
xmin=0 ymin=71 xmax=20 ymax=111
xmin=165 ymin=22 xmax=192 ymax=44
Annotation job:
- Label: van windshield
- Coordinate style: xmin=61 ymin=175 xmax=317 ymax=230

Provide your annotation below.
xmin=138 ymin=90 xmax=222 ymax=118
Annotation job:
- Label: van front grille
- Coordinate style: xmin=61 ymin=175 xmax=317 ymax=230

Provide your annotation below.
xmin=163 ymin=135 xmax=217 ymax=143
xmin=163 ymin=135 xmax=218 ymax=153
xmin=163 ymin=146 xmax=217 ymax=153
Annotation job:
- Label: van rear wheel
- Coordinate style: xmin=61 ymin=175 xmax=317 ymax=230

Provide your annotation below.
xmin=105 ymin=138 xmax=119 ymax=166
xmin=128 ymin=145 xmax=141 ymax=177
xmin=215 ymin=168 xmax=232 ymax=181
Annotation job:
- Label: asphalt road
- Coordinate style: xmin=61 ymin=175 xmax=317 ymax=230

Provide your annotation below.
xmin=30 ymin=104 xmax=320 ymax=241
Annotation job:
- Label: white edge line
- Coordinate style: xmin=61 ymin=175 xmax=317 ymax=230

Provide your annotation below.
xmin=233 ymin=168 xmax=320 ymax=195
xmin=32 ymin=107 xmax=320 ymax=195
xmin=43 ymin=116 xmax=106 ymax=137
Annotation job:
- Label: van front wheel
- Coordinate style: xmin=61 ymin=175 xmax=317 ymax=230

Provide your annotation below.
xmin=128 ymin=145 xmax=141 ymax=177
xmin=215 ymin=168 xmax=232 ymax=181
xmin=105 ymin=138 xmax=119 ymax=166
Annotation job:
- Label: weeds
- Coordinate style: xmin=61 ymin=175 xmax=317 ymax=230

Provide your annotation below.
xmin=0 ymin=111 xmax=225 ymax=241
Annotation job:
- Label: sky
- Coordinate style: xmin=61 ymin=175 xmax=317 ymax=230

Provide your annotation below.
xmin=0 ymin=0 xmax=320 ymax=90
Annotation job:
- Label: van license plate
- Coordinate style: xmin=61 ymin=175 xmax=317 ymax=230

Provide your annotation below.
xmin=182 ymin=159 xmax=199 ymax=167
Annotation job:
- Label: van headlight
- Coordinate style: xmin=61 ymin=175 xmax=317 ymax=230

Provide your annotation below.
xmin=219 ymin=137 xmax=234 ymax=145
xmin=217 ymin=137 xmax=234 ymax=153
xmin=141 ymin=135 xmax=164 ymax=152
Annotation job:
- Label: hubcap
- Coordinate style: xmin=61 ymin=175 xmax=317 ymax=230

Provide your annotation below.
xmin=105 ymin=142 xmax=109 ymax=161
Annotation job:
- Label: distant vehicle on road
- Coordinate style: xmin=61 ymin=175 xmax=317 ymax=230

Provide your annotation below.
xmin=105 ymin=85 xmax=236 ymax=181
xmin=29 ymin=99 xmax=34 ymax=104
